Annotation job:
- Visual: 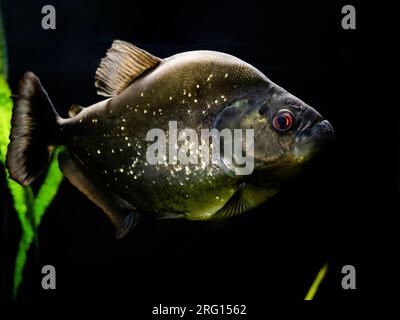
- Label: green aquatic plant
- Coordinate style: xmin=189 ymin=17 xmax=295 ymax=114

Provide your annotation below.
xmin=0 ymin=12 xmax=63 ymax=299
xmin=304 ymin=262 xmax=329 ymax=300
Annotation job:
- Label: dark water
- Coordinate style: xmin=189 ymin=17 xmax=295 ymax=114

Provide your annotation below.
xmin=0 ymin=0 xmax=396 ymax=301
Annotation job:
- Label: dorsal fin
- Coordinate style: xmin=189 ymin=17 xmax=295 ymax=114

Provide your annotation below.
xmin=95 ymin=40 xmax=161 ymax=97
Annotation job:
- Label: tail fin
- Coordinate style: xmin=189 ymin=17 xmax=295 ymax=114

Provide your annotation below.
xmin=6 ymin=71 xmax=60 ymax=186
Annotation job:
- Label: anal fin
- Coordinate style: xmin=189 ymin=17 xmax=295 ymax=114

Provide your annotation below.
xmin=58 ymin=149 xmax=139 ymax=239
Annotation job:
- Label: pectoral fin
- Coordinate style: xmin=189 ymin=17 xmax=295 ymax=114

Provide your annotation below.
xmin=58 ymin=149 xmax=139 ymax=239
xmin=157 ymin=211 xmax=186 ymax=221
xmin=213 ymin=183 xmax=249 ymax=220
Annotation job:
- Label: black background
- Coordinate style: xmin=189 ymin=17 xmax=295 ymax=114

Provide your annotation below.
xmin=0 ymin=0 xmax=397 ymax=302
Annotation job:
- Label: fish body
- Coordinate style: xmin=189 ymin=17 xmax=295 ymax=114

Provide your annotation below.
xmin=7 ymin=40 xmax=334 ymax=238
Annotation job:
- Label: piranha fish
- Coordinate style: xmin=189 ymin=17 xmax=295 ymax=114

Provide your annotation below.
xmin=6 ymin=40 xmax=334 ymax=238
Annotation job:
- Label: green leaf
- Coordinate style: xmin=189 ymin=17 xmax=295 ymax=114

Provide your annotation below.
xmin=33 ymin=147 xmax=65 ymax=226
xmin=0 ymin=75 xmax=11 ymax=164
xmin=304 ymin=262 xmax=329 ymax=300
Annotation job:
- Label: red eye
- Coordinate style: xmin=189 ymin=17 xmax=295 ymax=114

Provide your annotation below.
xmin=272 ymin=110 xmax=293 ymax=131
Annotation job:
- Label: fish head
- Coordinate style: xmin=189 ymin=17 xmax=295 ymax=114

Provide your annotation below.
xmin=215 ymin=84 xmax=334 ymax=184
xmin=255 ymin=85 xmax=334 ymax=183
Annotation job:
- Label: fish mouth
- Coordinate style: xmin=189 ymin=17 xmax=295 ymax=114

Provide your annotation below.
xmin=294 ymin=119 xmax=334 ymax=160
xmin=296 ymin=119 xmax=334 ymax=143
